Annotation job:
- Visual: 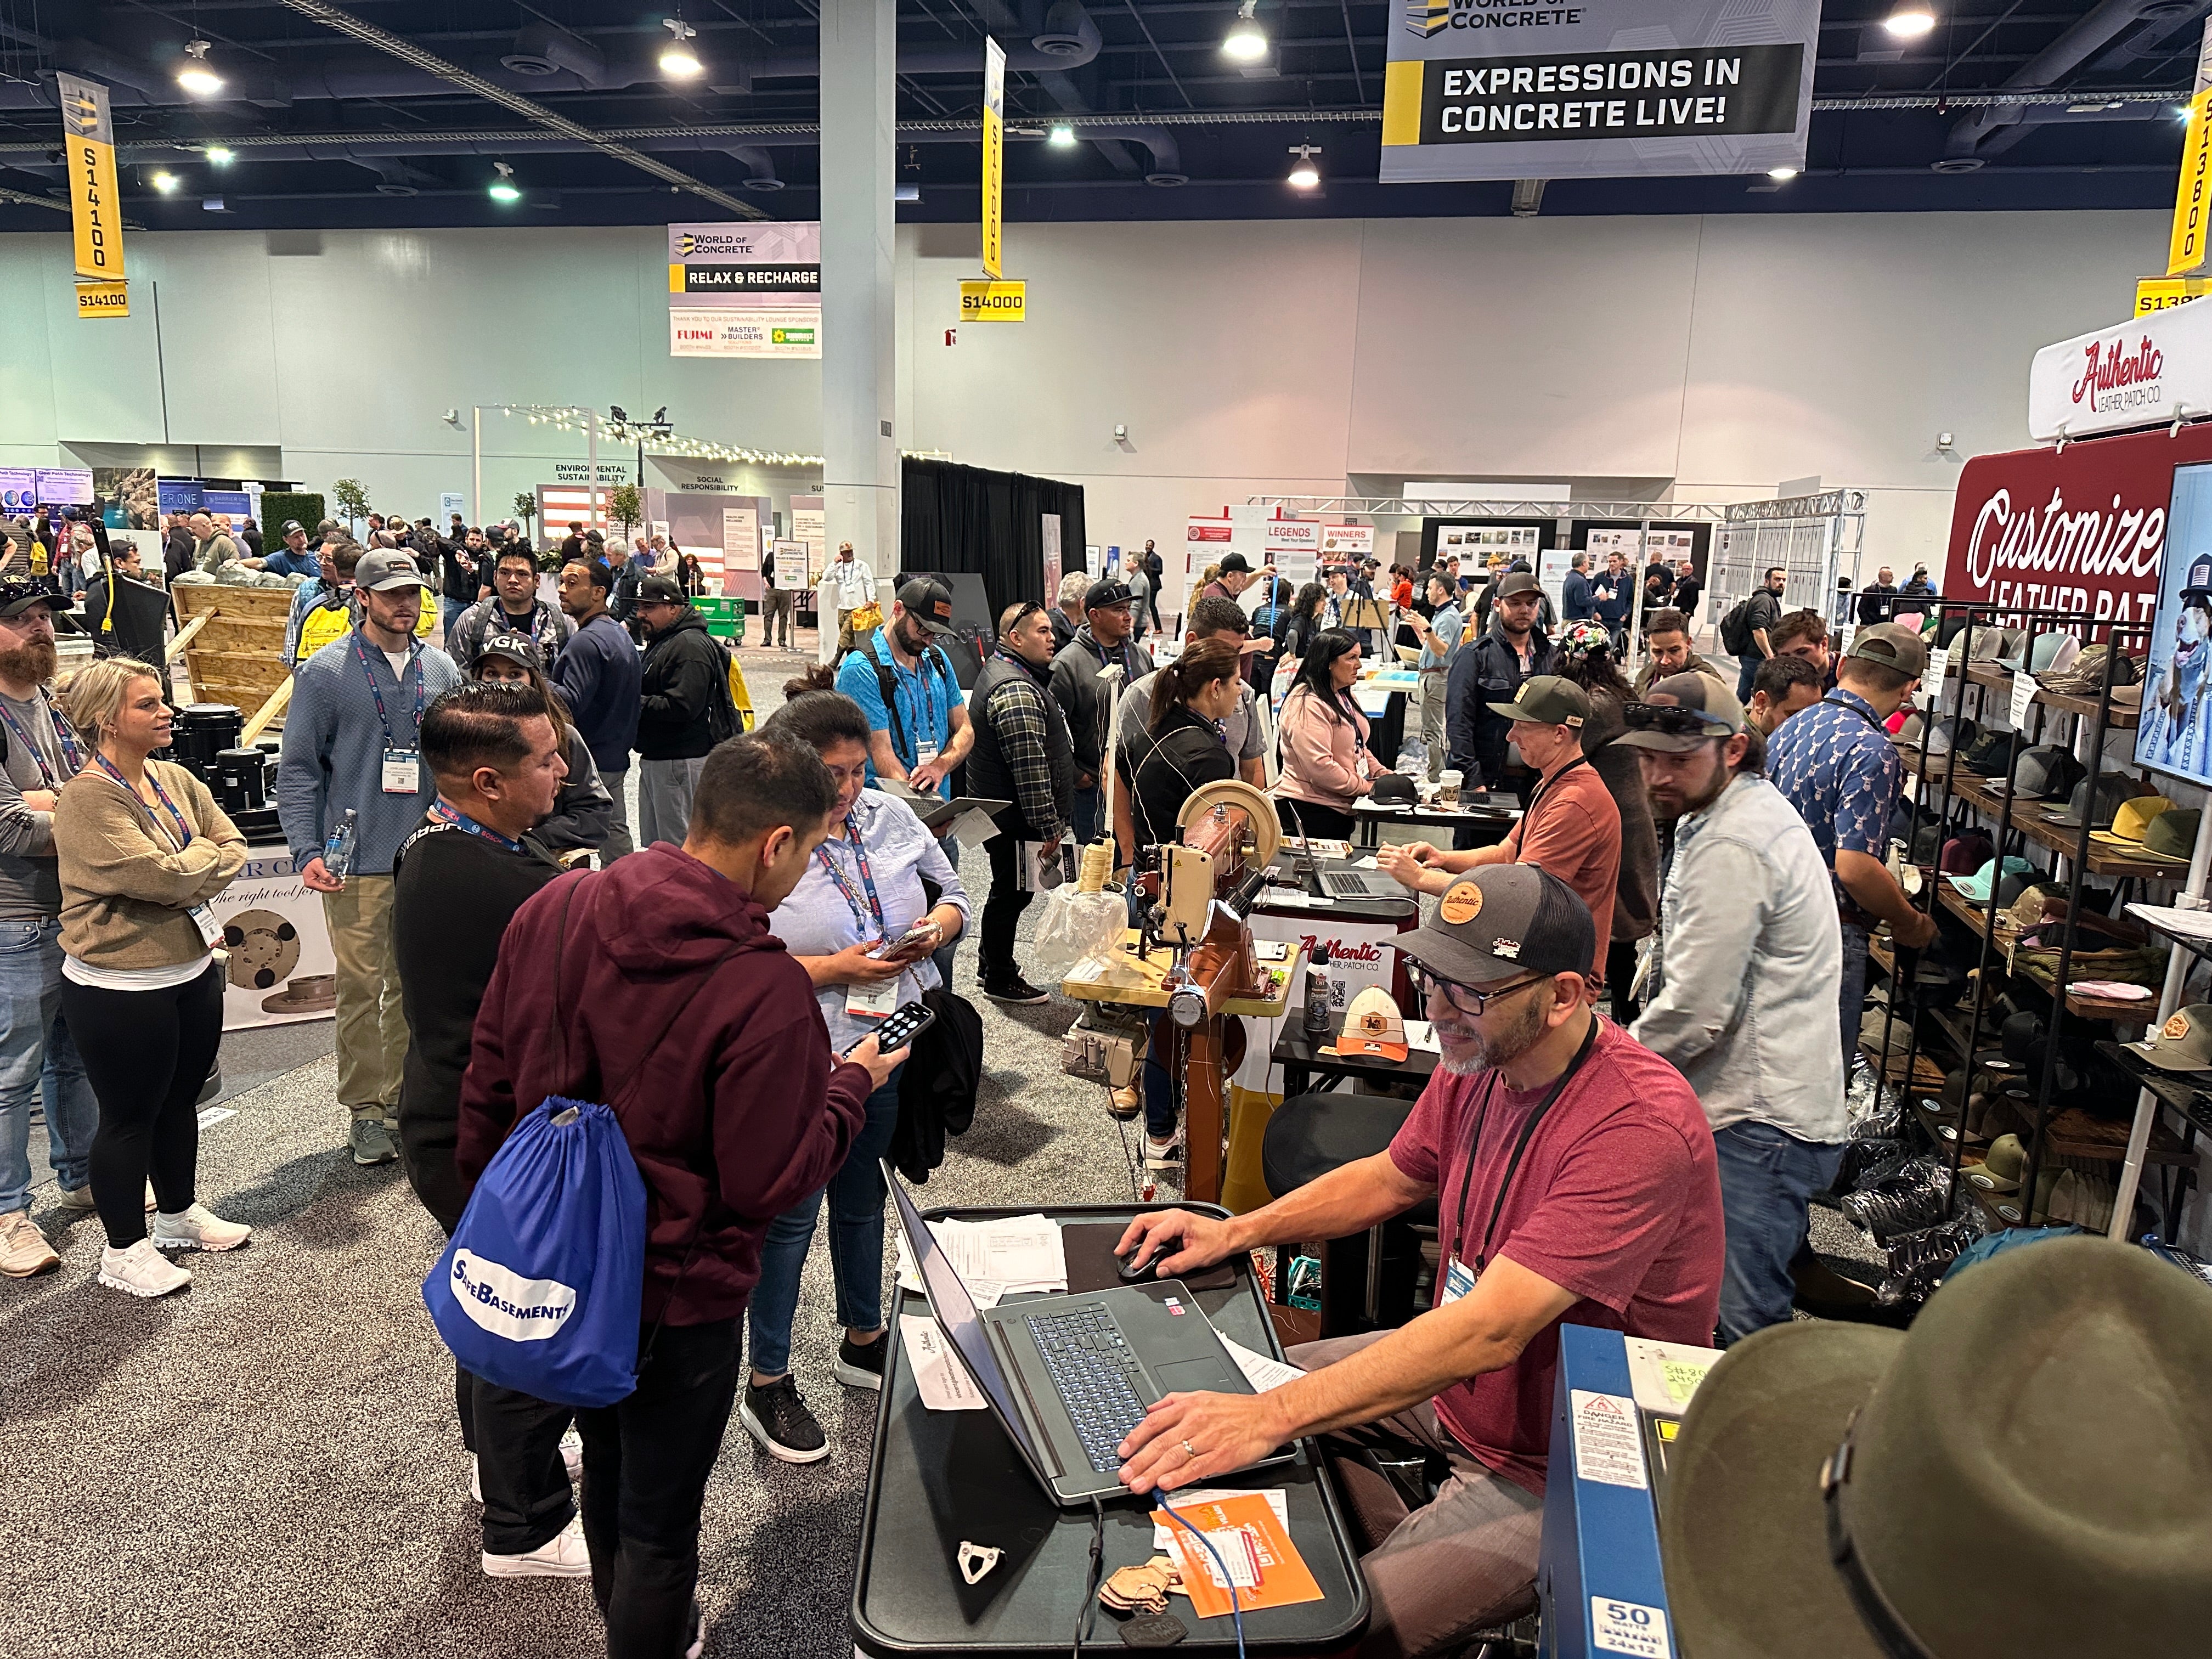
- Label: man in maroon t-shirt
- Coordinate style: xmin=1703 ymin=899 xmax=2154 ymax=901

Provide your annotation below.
xmin=1114 ymin=865 xmax=1723 ymax=1659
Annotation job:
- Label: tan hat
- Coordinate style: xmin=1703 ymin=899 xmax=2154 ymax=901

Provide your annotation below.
xmin=1337 ymin=986 xmax=1408 ymax=1062
xmin=2138 ymin=1003 xmax=2212 ymax=1072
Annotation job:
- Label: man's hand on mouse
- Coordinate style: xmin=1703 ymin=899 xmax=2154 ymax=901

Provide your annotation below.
xmin=1114 ymin=1209 xmax=1235 ymax=1280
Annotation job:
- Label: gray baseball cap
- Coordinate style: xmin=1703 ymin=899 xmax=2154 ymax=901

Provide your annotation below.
xmin=354 ymin=550 xmax=432 ymax=593
xmin=1848 ymin=622 xmax=1929 ymax=678
xmin=1615 ymin=674 xmax=1747 ymax=754
xmin=1399 ymin=864 xmax=1596 ymax=987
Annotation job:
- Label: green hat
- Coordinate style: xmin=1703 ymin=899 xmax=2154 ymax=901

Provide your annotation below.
xmin=1485 ymin=673 xmax=1589 ymax=729
xmin=1847 ymin=622 xmax=1929 ymax=679
xmin=1662 ymin=1237 xmax=2212 ymax=1659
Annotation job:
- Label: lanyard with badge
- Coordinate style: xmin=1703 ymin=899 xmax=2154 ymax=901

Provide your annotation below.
xmin=0 ymin=689 xmax=86 ymax=789
xmin=819 ymin=815 xmax=900 ymax=1019
xmin=92 ymin=754 xmax=224 ymax=950
xmin=884 ymin=634 xmax=942 ymax=773
xmin=429 ymin=799 xmax=525 ymax=854
xmin=352 ymin=632 xmax=426 ymax=794
xmin=1439 ymin=1016 xmax=1600 ymax=1307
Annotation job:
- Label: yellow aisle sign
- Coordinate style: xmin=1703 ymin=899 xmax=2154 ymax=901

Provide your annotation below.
xmin=960 ymin=280 xmax=1026 ymax=322
xmin=2138 ymin=277 xmax=2212 ymax=314
xmin=2171 ymin=87 xmax=2212 ymax=275
xmin=981 ymin=37 xmax=1006 ymax=279
xmin=59 ymin=71 xmax=127 ymax=317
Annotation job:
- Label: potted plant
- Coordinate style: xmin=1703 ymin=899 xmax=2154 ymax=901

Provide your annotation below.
xmin=512 ymin=490 xmax=538 ymax=543
xmin=330 ymin=478 xmax=372 ymax=538
xmin=608 ymin=483 xmax=642 ymax=546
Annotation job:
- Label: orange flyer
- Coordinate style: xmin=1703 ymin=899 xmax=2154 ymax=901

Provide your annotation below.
xmin=1156 ymin=1492 xmax=1324 ymax=1618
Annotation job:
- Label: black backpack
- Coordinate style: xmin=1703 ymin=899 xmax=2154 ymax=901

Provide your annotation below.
xmin=870 ymin=637 xmax=956 ymax=767
xmin=706 ymin=639 xmax=742 ymax=744
xmin=1719 ymin=597 xmax=1756 ymax=656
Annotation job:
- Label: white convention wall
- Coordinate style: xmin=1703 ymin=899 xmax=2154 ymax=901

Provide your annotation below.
xmin=0 ymin=210 xmax=2171 ymax=569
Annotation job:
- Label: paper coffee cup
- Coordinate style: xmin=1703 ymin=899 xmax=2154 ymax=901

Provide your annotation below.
xmin=1438 ymin=769 xmax=1462 ymax=804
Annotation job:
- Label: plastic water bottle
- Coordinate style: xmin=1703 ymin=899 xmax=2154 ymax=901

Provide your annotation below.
xmin=322 ymin=808 xmax=359 ymax=883
xmin=1303 ymin=941 xmax=1333 ymax=1037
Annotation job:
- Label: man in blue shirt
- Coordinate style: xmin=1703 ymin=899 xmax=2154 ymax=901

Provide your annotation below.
xmin=1592 ymin=551 xmax=1633 ymax=648
xmin=1561 ymin=552 xmax=1595 ymax=622
xmin=255 ymin=520 xmax=322 ymax=582
xmin=1410 ymin=572 xmax=1464 ymax=782
xmin=1767 ymin=623 xmax=1936 ymax=1076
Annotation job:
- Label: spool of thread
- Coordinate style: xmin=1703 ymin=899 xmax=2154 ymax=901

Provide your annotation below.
xmin=1078 ymin=840 xmax=1113 ymax=894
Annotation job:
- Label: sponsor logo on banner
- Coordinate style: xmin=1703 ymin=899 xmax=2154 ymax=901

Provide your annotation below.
xmin=1188 ymin=521 xmax=1234 ymax=544
xmin=667 ymin=222 xmax=820 ymax=358
xmin=2070 ymin=334 xmax=2166 ymax=417
xmin=449 ymin=1250 xmax=578 ymax=1342
xmin=2029 ymin=294 xmax=2212 ymax=441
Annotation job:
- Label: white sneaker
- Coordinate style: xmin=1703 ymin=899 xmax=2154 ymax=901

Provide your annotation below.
xmin=560 ymin=1426 xmax=583 ymax=1481
xmin=1143 ymin=1133 xmax=1182 ymax=1167
xmin=0 ymin=1210 xmax=60 ymax=1277
xmin=483 ymin=1515 xmax=592 ymax=1579
xmin=98 ymin=1237 xmax=192 ymax=1297
xmin=50 ymin=1183 xmax=97 ymax=1213
xmin=151 ymin=1204 xmax=252 ymax=1253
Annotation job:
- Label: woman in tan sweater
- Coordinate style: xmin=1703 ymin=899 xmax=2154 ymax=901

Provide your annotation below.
xmin=1271 ymin=628 xmax=1390 ymax=838
xmin=57 ymin=658 xmax=249 ymax=1297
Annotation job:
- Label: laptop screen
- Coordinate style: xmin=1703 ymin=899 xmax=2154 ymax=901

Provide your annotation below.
xmin=883 ymin=1165 xmax=1045 ymax=1471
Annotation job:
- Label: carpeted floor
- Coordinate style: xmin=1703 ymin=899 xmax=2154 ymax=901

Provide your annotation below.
xmin=1 ymin=634 xmax=1881 ymax=1659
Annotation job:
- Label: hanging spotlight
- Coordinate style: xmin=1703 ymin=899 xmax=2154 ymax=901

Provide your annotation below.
xmin=1048 ymin=124 xmax=1076 ymax=149
xmin=149 ymin=170 xmax=181 ymax=193
xmin=1767 ymin=166 xmax=1799 ymax=181
xmin=1882 ymin=5 xmax=1937 ymax=38
xmin=488 ymin=161 xmax=522 ymax=203
xmin=1287 ymin=145 xmax=1321 ymax=190
xmin=660 ymin=18 xmax=702 ymax=78
xmin=1223 ymin=0 xmax=1267 ymax=61
xmin=204 ymin=145 xmax=235 ymax=166
xmin=177 ymin=39 xmax=224 ymax=97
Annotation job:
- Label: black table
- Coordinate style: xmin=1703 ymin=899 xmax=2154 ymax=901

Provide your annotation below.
xmin=1346 ymin=800 xmax=1521 ymax=850
xmin=851 ymin=1203 xmax=1371 ymax=1658
xmin=1274 ymin=1014 xmax=1442 ymax=1101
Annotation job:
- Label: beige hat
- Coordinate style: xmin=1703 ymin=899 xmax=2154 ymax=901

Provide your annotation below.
xmin=1337 ymin=985 xmax=1409 ymax=1062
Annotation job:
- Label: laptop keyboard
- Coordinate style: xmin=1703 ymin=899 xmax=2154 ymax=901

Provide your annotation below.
xmin=1322 ymin=872 xmax=1390 ymax=898
xmin=1025 ymin=1306 xmax=1149 ymax=1473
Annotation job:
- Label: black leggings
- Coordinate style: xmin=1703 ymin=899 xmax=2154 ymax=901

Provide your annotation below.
xmin=61 ymin=962 xmax=224 ymax=1248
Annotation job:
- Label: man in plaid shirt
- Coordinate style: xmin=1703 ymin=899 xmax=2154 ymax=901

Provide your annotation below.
xmin=965 ymin=602 xmax=1076 ymax=1005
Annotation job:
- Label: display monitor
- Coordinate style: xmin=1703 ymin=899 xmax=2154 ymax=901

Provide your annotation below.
xmin=2137 ymin=461 xmax=2212 ymax=787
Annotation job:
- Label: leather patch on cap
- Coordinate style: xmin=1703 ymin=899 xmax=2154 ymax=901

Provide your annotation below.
xmin=2164 ymin=1011 xmax=2193 ymax=1041
xmin=1439 ymin=882 xmax=1484 ymax=925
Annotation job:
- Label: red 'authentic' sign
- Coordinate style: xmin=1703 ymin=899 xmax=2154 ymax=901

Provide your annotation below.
xmin=1941 ymin=422 xmax=2212 ymax=623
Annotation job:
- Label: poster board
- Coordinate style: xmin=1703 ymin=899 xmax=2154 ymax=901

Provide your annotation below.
xmin=790 ymin=494 xmax=827 ymax=590
xmin=218 ymin=846 xmax=337 ymax=1032
xmin=667 ymin=219 xmax=821 ymax=358
xmin=2137 ymin=459 xmax=2212 ymax=786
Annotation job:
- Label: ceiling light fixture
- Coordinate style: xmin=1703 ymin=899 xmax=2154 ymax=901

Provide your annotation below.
xmin=1223 ymin=0 xmax=1267 ymax=61
xmin=177 ymin=39 xmax=224 ymax=97
xmin=204 ymin=145 xmax=235 ymax=165
xmin=659 ymin=18 xmax=702 ymax=79
xmin=1767 ymin=166 xmax=1799 ymax=181
xmin=149 ymin=170 xmax=180 ymax=193
xmin=1882 ymin=6 xmax=1937 ymax=40
xmin=1287 ymin=144 xmax=1321 ymax=189
xmin=1048 ymin=124 xmax=1076 ymax=149
xmin=488 ymin=161 xmax=522 ymax=203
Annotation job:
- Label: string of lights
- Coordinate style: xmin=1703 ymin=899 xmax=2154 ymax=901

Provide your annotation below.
xmin=486 ymin=403 xmax=823 ymax=469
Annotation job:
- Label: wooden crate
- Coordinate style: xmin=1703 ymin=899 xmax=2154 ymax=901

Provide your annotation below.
xmin=172 ymin=585 xmax=295 ymax=725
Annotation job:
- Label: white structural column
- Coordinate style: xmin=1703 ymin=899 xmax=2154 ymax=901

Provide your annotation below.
xmin=818 ymin=0 xmax=899 ymax=663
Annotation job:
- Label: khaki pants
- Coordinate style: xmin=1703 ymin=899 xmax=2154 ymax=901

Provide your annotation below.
xmin=323 ymin=874 xmax=408 ymax=1121
xmin=1419 ymin=672 xmax=1450 ymax=782
xmin=761 ymin=588 xmax=796 ymax=648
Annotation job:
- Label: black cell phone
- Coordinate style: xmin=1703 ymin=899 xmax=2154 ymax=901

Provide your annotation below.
xmin=839 ymin=1000 xmax=936 ymax=1057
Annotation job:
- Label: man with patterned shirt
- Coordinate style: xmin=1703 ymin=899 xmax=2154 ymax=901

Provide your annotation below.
xmin=966 ymin=602 xmax=1075 ymax=1005
xmin=1767 ymin=624 xmax=1936 ymax=1074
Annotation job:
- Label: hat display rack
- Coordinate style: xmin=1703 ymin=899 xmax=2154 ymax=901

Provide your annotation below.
xmin=1865 ymin=597 xmax=2204 ymax=1271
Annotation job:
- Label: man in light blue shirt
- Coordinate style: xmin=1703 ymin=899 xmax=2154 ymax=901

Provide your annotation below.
xmin=1410 ymin=572 xmax=1464 ymax=782
xmin=1621 ymin=674 xmax=1844 ymax=1345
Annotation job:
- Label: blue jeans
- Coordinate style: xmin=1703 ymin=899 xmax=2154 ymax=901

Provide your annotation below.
xmin=1735 ymin=653 xmax=1760 ymax=707
xmin=746 ymin=1069 xmax=903 ymax=1379
xmin=0 ymin=918 xmax=99 ymax=1213
xmin=930 ymin=834 xmax=961 ymax=986
xmin=1712 ymin=1120 xmax=1844 ymax=1346
xmin=441 ymin=596 xmax=468 ymax=642
xmin=1838 ymin=919 xmax=1870 ymax=1078
xmin=1072 ymin=783 xmax=1103 ymax=849
xmin=1143 ymin=1011 xmax=1176 ymax=1140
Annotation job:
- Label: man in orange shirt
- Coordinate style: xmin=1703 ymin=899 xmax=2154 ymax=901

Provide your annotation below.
xmin=1377 ymin=676 xmax=1622 ymax=974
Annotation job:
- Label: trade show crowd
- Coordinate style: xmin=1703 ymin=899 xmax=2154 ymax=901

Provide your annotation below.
xmin=0 ymin=516 xmax=2111 ymax=1659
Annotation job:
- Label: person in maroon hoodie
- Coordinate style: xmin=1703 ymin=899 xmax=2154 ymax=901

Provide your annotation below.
xmin=457 ymin=731 xmax=905 ymax=1659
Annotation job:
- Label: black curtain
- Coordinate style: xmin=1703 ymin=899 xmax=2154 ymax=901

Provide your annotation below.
xmin=901 ymin=456 xmax=1087 ymax=625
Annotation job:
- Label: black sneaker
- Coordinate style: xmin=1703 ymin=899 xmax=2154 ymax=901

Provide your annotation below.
xmin=983 ymin=974 xmax=1051 ymax=1005
xmin=835 ymin=1330 xmax=889 ymax=1390
xmin=739 ymin=1376 xmax=830 ymax=1464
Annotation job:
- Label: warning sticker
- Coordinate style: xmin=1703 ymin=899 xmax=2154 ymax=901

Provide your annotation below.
xmin=1589 ymin=1596 xmax=1673 ymax=1658
xmin=1570 ymin=1389 xmax=1648 ymax=1490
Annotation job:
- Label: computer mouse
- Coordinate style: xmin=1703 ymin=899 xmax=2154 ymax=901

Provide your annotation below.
xmin=1117 ymin=1248 xmax=1164 ymax=1283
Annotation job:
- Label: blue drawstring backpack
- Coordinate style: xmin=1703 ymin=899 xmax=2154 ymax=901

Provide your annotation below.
xmin=424 ymin=885 xmax=716 ymax=1409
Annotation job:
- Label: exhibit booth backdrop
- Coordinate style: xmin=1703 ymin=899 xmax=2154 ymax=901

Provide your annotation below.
xmin=900 ymin=455 xmax=1086 ymax=623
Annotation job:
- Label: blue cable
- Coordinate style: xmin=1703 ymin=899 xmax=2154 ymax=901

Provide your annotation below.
xmin=1155 ymin=1494 xmax=1246 ymax=1659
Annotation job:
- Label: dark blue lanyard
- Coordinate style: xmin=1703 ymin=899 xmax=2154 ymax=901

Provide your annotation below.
xmin=92 ymin=753 xmax=191 ymax=849
xmin=430 ymin=800 xmax=526 ymax=854
xmin=1091 ymin=636 xmax=1131 ymax=678
xmin=351 ymin=631 xmax=425 ymax=751
xmin=0 ymin=690 xmax=85 ymax=788
xmin=815 ymin=813 xmax=886 ymax=938
xmin=879 ymin=636 xmax=939 ymax=749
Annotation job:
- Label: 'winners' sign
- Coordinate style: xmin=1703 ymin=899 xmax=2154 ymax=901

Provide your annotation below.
xmin=1380 ymin=0 xmax=1817 ymax=185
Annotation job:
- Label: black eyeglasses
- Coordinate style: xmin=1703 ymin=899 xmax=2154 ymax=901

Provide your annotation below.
xmin=1407 ymin=961 xmax=1548 ymax=1018
xmin=1621 ymin=702 xmax=1733 ymax=738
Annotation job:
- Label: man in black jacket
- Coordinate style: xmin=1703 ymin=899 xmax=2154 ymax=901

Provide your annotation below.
xmin=1446 ymin=571 xmax=1554 ymax=837
xmin=1050 ymin=579 xmax=1152 ymax=849
xmin=969 ymin=602 xmax=1076 ymax=1003
xmin=391 ymin=680 xmax=582 ymax=1579
xmin=553 ymin=556 xmax=641 ymax=861
xmin=635 ymin=574 xmax=729 ymax=849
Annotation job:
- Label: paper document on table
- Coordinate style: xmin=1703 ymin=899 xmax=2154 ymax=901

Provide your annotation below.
xmin=2127 ymin=902 xmax=2212 ymax=943
xmin=1403 ymin=1019 xmax=1441 ymax=1054
xmin=950 ymin=808 xmax=1000 ymax=849
xmin=900 ymin=1315 xmax=988 ymax=1411
xmin=1221 ymin=1336 xmax=1305 ymax=1394
xmin=894 ymin=1214 xmax=1068 ymax=1298
xmin=1150 ymin=1487 xmax=1289 ymax=1551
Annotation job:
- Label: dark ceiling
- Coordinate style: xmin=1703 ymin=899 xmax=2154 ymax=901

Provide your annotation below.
xmin=0 ymin=1 xmax=2207 ymax=233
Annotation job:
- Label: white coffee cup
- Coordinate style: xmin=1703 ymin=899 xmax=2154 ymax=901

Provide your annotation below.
xmin=1438 ymin=769 xmax=1463 ymax=805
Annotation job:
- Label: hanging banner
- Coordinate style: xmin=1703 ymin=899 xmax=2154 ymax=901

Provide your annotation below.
xmin=2171 ymin=88 xmax=2212 ymax=277
xmin=58 ymin=71 xmax=127 ymax=318
xmin=2025 ymin=298 xmax=2212 ymax=442
xmin=1380 ymin=0 xmax=1818 ymax=185
xmin=2138 ymin=278 xmax=2212 ymax=314
xmin=668 ymin=221 xmax=821 ymax=358
xmin=982 ymin=37 xmax=1006 ymax=279
xmin=960 ymin=279 xmax=1026 ymax=321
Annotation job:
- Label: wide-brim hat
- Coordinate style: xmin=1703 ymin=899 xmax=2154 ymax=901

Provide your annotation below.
xmin=1662 ymin=1238 xmax=2212 ymax=1659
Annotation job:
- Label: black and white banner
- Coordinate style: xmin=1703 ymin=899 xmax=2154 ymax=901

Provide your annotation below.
xmin=1381 ymin=0 xmax=1817 ymax=183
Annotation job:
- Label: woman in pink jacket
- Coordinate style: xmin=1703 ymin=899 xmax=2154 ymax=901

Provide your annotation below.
xmin=1271 ymin=629 xmax=1389 ymax=837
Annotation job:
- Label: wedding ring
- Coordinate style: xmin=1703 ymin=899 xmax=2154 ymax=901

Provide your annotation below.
xmin=1182 ymin=1439 xmax=1198 ymax=1459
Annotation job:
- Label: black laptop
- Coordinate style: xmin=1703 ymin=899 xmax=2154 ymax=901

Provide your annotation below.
xmin=886 ymin=1166 xmax=1266 ymax=1507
